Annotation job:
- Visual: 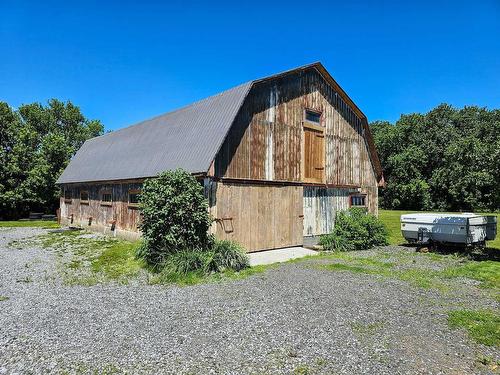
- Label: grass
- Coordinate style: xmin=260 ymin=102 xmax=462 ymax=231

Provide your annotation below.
xmin=379 ymin=209 xmax=500 ymax=250
xmin=147 ymin=263 xmax=274 ymax=286
xmin=0 ymin=296 xmax=9 ymax=301
xmin=448 ymin=309 xmax=500 ymax=346
xmin=0 ymin=220 xmax=60 ymax=229
xmin=318 ymin=249 xmax=500 ymax=293
xmin=12 ymin=230 xmax=270 ymax=286
xmin=443 ymin=260 xmax=500 ymax=289
xmin=32 ymin=230 xmax=143 ymax=285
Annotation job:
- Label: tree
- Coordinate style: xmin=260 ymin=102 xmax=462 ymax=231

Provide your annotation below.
xmin=370 ymin=104 xmax=500 ymax=212
xmin=0 ymin=100 xmax=103 ymax=219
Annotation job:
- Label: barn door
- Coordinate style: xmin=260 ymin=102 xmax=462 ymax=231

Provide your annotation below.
xmin=303 ymin=124 xmax=325 ymax=183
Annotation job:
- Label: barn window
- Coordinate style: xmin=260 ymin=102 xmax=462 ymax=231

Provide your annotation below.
xmin=64 ymin=189 xmax=72 ymax=203
xmin=80 ymin=190 xmax=89 ymax=204
xmin=101 ymin=190 xmax=112 ymax=206
xmin=128 ymin=189 xmax=141 ymax=207
xmin=350 ymin=194 xmax=366 ymax=207
xmin=305 ymin=109 xmax=321 ymax=125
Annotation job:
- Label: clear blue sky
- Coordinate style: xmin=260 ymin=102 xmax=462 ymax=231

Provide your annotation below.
xmin=1 ymin=0 xmax=499 ymax=131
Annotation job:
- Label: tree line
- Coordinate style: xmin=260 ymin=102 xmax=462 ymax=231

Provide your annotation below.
xmin=0 ymin=100 xmax=103 ymax=219
xmin=370 ymin=104 xmax=500 ymax=212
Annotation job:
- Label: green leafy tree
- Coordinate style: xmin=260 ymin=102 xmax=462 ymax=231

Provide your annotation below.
xmin=0 ymin=100 xmax=103 ymax=219
xmin=371 ymin=104 xmax=500 ymax=211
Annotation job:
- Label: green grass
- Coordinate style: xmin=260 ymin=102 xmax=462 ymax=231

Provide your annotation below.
xmin=448 ymin=309 xmax=500 ymax=346
xmin=148 ymin=263 xmax=275 ymax=286
xmin=379 ymin=210 xmax=500 ymax=250
xmin=0 ymin=220 xmax=60 ymax=229
xmin=443 ymin=260 xmax=500 ymax=289
xmin=317 ymin=249 xmax=500 ymax=293
xmin=0 ymin=296 xmax=9 ymax=301
xmin=34 ymin=230 xmax=143 ymax=285
xmin=321 ymin=255 xmax=448 ymax=291
xmin=12 ymin=230 xmax=269 ymax=286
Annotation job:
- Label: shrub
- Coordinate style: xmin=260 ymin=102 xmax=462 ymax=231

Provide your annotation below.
xmin=136 ymin=169 xmax=213 ymax=267
xmin=152 ymin=240 xmax=250 ymax=284
xmin=206 ymin=239 xmax=250 ymax=272
xmin=319 ymin=208 xmax=388 ymax=251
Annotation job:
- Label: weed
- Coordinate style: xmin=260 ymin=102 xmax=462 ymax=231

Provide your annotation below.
xmin=351 ymin=321 xmax=385 ymax=336
xmin=293 ymin=365 xmax=311 ymax=375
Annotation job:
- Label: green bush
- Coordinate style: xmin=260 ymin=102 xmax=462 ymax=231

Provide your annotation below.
xmin=136 ymin=169 xmax=213 ymax=267
xmin=319 ymin=208 xmax=388 ymax=251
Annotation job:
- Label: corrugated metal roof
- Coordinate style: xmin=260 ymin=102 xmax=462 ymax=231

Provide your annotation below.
xmin=57 ymin=81 xmax=252 ymax=184
xmin=57 ymin=62 xmax=383 ymax=184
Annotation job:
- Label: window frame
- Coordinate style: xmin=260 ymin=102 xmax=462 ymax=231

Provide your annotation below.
xmin=349 ymin=193 xmax=367 ymax=208
xmin=304 ymin=108 xmax=323 ymax=127
xmin=63 ymin=189 xmax=72 ymax=204
xmin=80 ymin=190 xmax=90 ymax=205
xmin=128 ymin=189 xmax=141 ymax=208
xmin=100 ymin=190 xmax=113 ymax=206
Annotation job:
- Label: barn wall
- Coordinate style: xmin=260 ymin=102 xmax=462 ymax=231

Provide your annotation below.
xmin=209 ymin=181 xmax=303 ymax=252
xmin=215 ymin=68 xmax=378 ymax=193
xmin=303 ymin=187 xmax=356 ymax=237
xmin=303 ymin=185 xmax=378 ymax=237
xmin=59 ymin=181 xmax=143 ymax=240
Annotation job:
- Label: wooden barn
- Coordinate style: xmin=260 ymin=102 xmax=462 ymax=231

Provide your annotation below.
xmin=57 ymin=62 xmax=384 ymax=251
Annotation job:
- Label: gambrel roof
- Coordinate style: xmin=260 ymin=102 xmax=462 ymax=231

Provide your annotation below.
xmin=57 ymin=62 xmax=382 ymax=184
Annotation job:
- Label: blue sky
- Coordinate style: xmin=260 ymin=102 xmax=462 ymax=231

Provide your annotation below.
xmin=1 ymin=0 xmax=499 ymax=131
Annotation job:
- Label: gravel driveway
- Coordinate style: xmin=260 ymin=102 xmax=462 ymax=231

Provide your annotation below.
xmin=0 ymin=227 xmax=498 ymax=374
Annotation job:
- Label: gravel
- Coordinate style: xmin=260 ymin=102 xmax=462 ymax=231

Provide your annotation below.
xmin=0 ymin=227 xmax=498 ymax=374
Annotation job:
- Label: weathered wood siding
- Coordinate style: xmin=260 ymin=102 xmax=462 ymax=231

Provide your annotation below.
xmin=59 ymin=182 xmax=143 ymax=237
xmin=303 ymin=186 xmax=378 ymax=237
xmin=215 ymin=68 xmax=378 ymax=196
xmin=209 ymin=182 xmax=303 ymax=252
xmin=303 ymin=187 xmax=356 ymax=236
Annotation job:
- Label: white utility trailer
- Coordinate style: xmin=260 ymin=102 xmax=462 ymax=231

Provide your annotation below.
xmin=401 ymin=213 xmax=497 ymax=248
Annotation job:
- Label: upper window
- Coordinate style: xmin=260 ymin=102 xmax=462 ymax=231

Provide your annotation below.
xmin=101 ymin=190 xmax=112 ymax=205
xmin=350 ymin=194 xmax=366 ymax=207
xmin=128 ymin=189 xmax=141 ymax=207
xmin=64 ymin=189 xmax=72 ymax=203
xmin=305 ymin=109 xmax=321 ymax=125
xmin=80 ymin=190 xmax=89 ymax=204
